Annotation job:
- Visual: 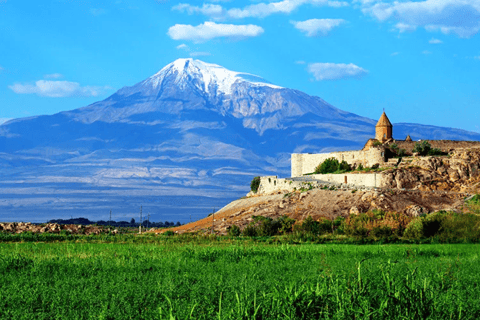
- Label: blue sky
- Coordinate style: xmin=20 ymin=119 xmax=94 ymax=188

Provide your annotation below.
xmin=1 ymin=0 xmax=479 ymax=132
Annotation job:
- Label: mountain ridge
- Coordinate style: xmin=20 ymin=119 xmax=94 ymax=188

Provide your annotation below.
xmin=1 ymin=59 xmax=479 ymax=222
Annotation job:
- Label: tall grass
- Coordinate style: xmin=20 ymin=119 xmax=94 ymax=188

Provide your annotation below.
xmin=1 ymin=241 xmax=479 ymax=319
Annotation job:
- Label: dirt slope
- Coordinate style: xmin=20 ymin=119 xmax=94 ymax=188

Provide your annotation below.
xmin=159 ymin=189 xmax=468 ymax=235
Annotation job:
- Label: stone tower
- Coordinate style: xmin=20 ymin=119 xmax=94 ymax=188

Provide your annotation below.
xmin=375 ymin=111 xmax=392 ymax=143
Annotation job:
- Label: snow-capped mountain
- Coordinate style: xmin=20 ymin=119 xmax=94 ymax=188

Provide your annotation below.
xmin=64 ymin=58 xmax=350 ymax=133
xmin=1 ymin=59 xmax=479 ymax=222
xmin=143 ymin=58 xmax=283 ymax=95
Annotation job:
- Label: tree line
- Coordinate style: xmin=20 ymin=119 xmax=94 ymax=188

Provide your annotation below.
xmin=47 ymin=217 xmax=181 ymax=228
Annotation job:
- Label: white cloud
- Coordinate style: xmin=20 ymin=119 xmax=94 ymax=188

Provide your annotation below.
xmin=362 ymin=0 xmax=480 ymax=38
xmin=190 ymin=51 xmax=211 ymax=57
xmin=295 ymin=60 xmax=306 ymax=64
xmin=475 ymin=56 xmax=480 ymax=60
xmin=172 ymin=3 xmax=225 ymax=18
xmin=176 ymin=43 xmax=189 ymax=50
xmin=395 ymin=22 xmax=416 ymax=32
xmin=429 ymin=38 xmax=443 ymax=44
xmin=167 ymin=21 xmax=264 ymax=42
xmin=8 ymin=80 xmax=111 ymax=98
xmin=390 ymin=52 xmax=400 ymax=56
xmin=291 ymin=18 xmax=345 ymax=36
xmin=173 ymin=0 xmax=348 ymax=19
xmin=307 ymin=62 xmax=368 ymax=80
xmin=44 ymin=73 xmax=63 ymax=79
xmin=422 ymin=50 xmax=432 ymax=55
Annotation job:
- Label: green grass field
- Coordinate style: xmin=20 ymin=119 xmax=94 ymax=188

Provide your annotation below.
xmin=1 ymin=237 xmax=479 ymax=319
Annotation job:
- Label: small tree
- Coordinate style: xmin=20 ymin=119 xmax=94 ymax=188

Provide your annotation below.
xmin=250 ymin=176 xmax=261 ymax=193
xmin=338 ymin=160 xmax=350 ymax=172
xmin=412 ymin=141 xmax=431 ymax=156
xmin=278 ymin=215 xmax=296 ymax=234
xmin=227 ymin=225 xmax=241 ymax=237
xmin=315 ymin=158 xmax=340 ymax=174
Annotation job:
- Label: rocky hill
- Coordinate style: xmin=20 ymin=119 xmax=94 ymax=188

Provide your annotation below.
xmin=383 ymin=148 xmax=480 ymax=193
xmin=163 ymin=148 xmax=480 ymax=235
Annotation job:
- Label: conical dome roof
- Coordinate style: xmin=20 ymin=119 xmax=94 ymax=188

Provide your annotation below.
xmin=376 ymin=111 xmax=392 ymax=127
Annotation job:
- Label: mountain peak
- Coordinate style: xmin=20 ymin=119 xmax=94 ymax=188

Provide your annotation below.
xmin=142 ymin=58 xmax=282 ymax=95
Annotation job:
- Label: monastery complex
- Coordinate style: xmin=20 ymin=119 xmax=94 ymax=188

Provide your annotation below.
xmin=256 ymin=112 xmax=480 ymax=194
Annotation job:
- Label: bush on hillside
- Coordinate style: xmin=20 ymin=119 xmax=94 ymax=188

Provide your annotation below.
xmin=250 ymin=176 xmax=261 ymax=193
xmin=412 ymin=141 xmax=431 ymax=156
xmin=403 ymin=210 xmax=480 ymax=240
xmin=278 ymin=215 xmax=296 ymax=234
xmin=227 ymin=225 xmax=241 ymax=237
xmin=343 ymin=210 xmax=411 ymax=238
xmin=293 ymin=216 xmax=333 ymax=236
xmin=314 ymin=158 xmax=351 ymax=174
xmin=241 ymin=215 xmax=296 ymax=237
xmin=403 ymin=218 xmax=424 ymax=239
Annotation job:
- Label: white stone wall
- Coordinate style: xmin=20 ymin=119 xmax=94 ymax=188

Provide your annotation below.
xmin=310 ymin=173 xmax=385 ymax=188
xmin=256 ymin=173 xmax=386 ymax=195
xmin=257 ymin=176 xmax=322 ymax=195
xmin=291 ymin=148 xmax=385 ymax=177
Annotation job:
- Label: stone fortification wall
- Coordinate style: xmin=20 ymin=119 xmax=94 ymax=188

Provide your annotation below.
xmin=257 ymin=176 xmax=313 ymax=195
xmin=309 ymin=173 xmax=385 ymax=188
xmin=393 ymin=140 xmax=480 ymax=154
xmin=291 ymin=148 xmax=385 ymax=177
xmin=256 ymin=173 xmax=386 ymax=195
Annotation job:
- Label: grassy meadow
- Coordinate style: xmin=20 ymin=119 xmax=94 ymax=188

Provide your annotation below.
xmin=1 ymin=235 xmax=479 ymax=319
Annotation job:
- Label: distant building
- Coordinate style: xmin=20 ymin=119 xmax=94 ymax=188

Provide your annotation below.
xmin=290 ymin=111 xmax=480 ymax=178
xmin=375 ymin=111 xmax=393 ymax=143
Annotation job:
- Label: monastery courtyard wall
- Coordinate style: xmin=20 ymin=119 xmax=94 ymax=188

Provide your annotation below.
xmin=257 ymin=173 xmax=385 ymax=195
xmin=291 ymin=148 xmax=384 ymax=177
xmin=394 ymin=140 xmax=480 ymax=153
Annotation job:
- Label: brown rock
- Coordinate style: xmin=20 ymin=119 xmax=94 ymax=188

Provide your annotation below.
xmin=349 ymin=206 xmax=360 ymax=215
xmin=405 ymin=205 xmax=428 ymax=217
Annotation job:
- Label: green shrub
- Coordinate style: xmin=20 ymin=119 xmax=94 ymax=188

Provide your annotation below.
xmin=254 ymin=216 xmax=282 ymax=237
xmin=398 ymin=149 xmax=406 ymax=157
xmin=294 ymin=216 xmax=333 ymax=236
xmin=466 ymin=194 xmax=480 ymax=214
xmin=250 ymin=176 xmax=261 ymax=193
xmin=278 ymin=215 xmax=296 ymax=234
xmin=370 ymin=226 xmax=393 ymax=238
xmin=413 ymin=141 xmax=431 ymax=156
xmin=404 ymin=218 xmax=424 ymax=239
xmin=439 ymin=212 xmax=480 ymax=240
xmin=242 ymin=224 xmax=258 ymax=237
xmin=295 ymin=216 xmax=318 ymax=234
xmin=357 ymin=163 xmax=364 ymax=171
xmin=422 ymin=211 xmax=446 ymax=237
xmin=315 ymin=158 xmax=340 ymax=174
xmin=227 ymin=225 xmax=241 ymax=237
xmin=241 ymin=215 xmax=292 ymax=237
xmin=333 ymin=217 xmax=345 ymax=234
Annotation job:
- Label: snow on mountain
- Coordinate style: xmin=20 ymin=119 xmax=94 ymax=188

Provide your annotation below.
xmin=142 ymin=58 xmax=282 ymax=95
xmin=1 ymin=59 xmax=480 ymax=223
